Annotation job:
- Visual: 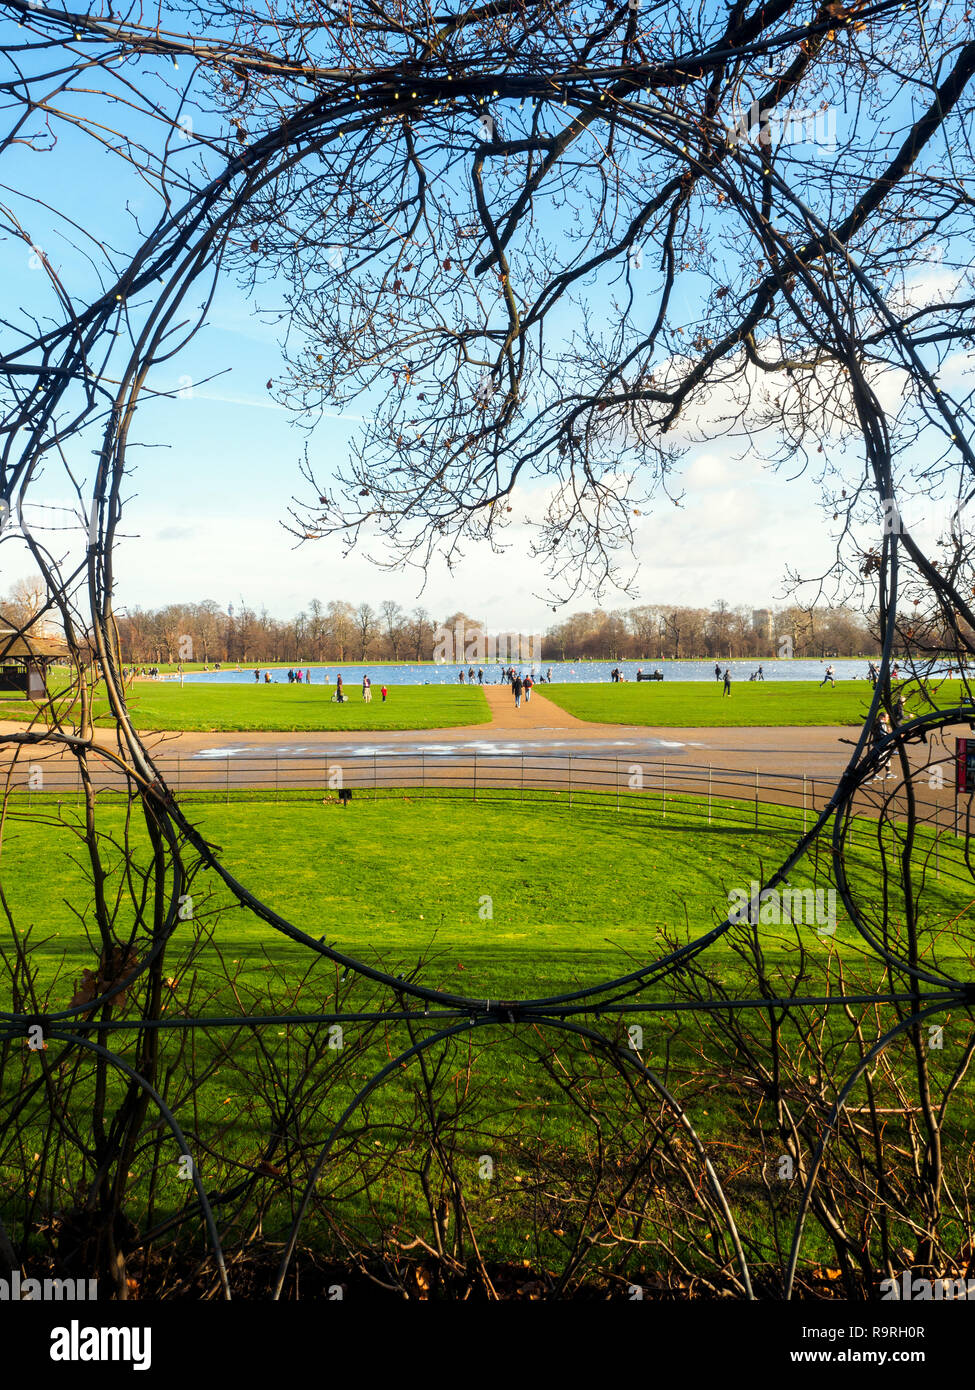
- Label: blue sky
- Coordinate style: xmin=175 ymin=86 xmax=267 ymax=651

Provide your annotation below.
xmin=0 ymin=15 xmax=947 ymax=629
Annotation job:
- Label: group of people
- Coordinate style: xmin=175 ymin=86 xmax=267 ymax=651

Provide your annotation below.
xmin=331 ymin=673 xmax=388 ymax=703
xmin=457 ymin=665 xmax=554 ymax=685
xmin=711 ymin=663 xmax=734 ymax=695
xmin=511 ymin=672 xmax=535 ymax=708
xmin=251 ymin=667 xmax=312 ymax=684
xmin=867 ymin=660 xmax=901 ymax=686
xmin=247 ymin=666 xmax=387 ymax=702
xmin=501 ymin=665 xmax=552 ymax=685
xmin=712 ymin=664 xmax=763 ymax=682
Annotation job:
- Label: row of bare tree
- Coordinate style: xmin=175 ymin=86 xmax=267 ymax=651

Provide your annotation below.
xmin=76 ymin=596 xmax=882 ymax=665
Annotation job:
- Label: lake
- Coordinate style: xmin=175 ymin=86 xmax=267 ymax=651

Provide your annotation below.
xmin=170 ymin=658 xmax=902 ymax=685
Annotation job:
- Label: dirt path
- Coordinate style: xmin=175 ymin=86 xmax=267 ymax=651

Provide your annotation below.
xmin=478 ymin=684 xmax=584 ymax=729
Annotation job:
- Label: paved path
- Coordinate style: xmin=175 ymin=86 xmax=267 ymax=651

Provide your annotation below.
xmin=0 ymin=715 xmax=967 ymax=820
xmin=478 ymin=684 xmax=584 ymax=729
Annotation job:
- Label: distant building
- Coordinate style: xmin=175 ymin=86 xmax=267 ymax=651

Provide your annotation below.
xmin=0 ymin=617 xmax=67 ymax=698
xmin=752 ymin=609 xmax=774 ymax=643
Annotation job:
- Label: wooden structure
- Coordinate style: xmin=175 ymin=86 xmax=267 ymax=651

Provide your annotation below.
xmin=0 ymin=618 xmax=68 ymax=698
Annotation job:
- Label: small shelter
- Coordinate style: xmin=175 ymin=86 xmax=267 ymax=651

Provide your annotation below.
xmin=0 ymin=617 xmax=68 ymax=698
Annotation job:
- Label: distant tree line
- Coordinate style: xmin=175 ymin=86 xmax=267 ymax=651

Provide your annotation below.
xmin=81 ymin=597 xmax=887 ymax=666
xmin=544 ymin=602 xmax=881 ymax=661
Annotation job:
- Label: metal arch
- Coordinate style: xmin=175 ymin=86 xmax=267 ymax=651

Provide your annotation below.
xmin=29 ymin=1028 xmax=232 ymax=1300
xmin=0 ymin=22 xmax=974 ymax=1300
xmin=781 ymin=998 xmax=958 ymax=1302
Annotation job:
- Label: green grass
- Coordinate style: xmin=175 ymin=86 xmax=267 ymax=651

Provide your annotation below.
xmin=8 ymin=674 xmax=968 ymax=734
xmin=7 ymin=791 xmax=969 ymax=997
xmin=0 ymin=681 xmax=490 ymax=732
xmin=541 ymin=678 xmax=963 ymax=727
xmin=5 ymin=794 xmax=972 ymax=1284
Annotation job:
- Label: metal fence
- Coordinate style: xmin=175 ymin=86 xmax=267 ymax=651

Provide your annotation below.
xmin=6 ymin=749 xmax=959 ymax=844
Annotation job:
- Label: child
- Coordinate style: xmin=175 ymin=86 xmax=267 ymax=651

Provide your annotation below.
xmin=381 ymin=685 xmax=388 ymax=702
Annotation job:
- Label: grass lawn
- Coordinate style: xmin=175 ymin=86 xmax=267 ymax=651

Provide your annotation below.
xmin=4 ymin=794 xmax=971 ymax=1283
xmin=7 ymin=790 xmax=967 ymax=1001
xmin=540 ymin=678 xmax=965 ymax=727
xmin=0 ymin=681 xmax=490 ymax=732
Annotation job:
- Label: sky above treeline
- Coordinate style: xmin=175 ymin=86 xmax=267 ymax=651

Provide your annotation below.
xmin=0 ymin=15 xmax=957 ymax=632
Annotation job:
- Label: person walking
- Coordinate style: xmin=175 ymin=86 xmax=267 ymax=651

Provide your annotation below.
xmin=819 ymin=663 xmax=835 ymax=688
xmin=254 ymin=668 xmax=260 ymax=682
xmin=871 ymin=711 xmax=894 ymax=780
xmin=336 ymin=673 xmax=344 ymax=702
xmin=513 ymin=674 xmax=523 ymax=708
xmin=305 ymin=670 xmax=311 ymax=684
xmin=458 ymin=669 xmax=465 ymax=683
xmin=546 ymin=667 xmax=553 ymax=683
xmin=524 ymin=673 xmax=533 ymax=703
xmin=264 ymin=670 xmax=271 ymax=684
xmin=477 ymin=668 xmax=483 ymax=684
xmin=722 ymin=667 xmax=732 ymax=697
xmin=363 ymin=676 xmax=372 ymax=703
xmin=381 ymin=685 xmax=388 ymax=703
xmin=715 ymin=662 xmax=721 ymax=682
xmin=295 ymin=669 xmax=302 ymax=683
xmin=756 ymin=665 xmax=764 ymax=680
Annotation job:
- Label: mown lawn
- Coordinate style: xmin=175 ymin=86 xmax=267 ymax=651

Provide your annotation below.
xmin=3 ymin=794 xmax=971 ymax=1284
xmin=540 ymin=678 xmax=961 ymax=727
xmin=5 ymin=791 xmax=968 ymax=1002
xmin=0 ymin=681 xmax=490 ymax=732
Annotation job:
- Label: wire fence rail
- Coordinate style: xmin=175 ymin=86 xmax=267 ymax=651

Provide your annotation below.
xmin=7 ymin=748 xmax=961 ymax=842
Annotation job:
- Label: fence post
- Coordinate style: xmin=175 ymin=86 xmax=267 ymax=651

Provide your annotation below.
xmin=754 ymin=770 xmax=758 ymax=829
xmin=569 ymin=754 xmax=573 ymax=808
xmin=803 ymin=773 xmax=807 ymax=835
xmin=662 ymin=761 xmax=666 ymax=818
xmin=708 ymin=764 xmax=711 ymax=825
xmin=616 ymin=757 xmax=620 ymax=813
xmin=226 ymin=756 xmax=230 ymax=805
xmin=521 ymin=752 xmax=525 ymax=801
xmin=374 ymin=750 xmax=377 ymax=800
xmin=473 ymin=751 xmax=477 ymax=803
